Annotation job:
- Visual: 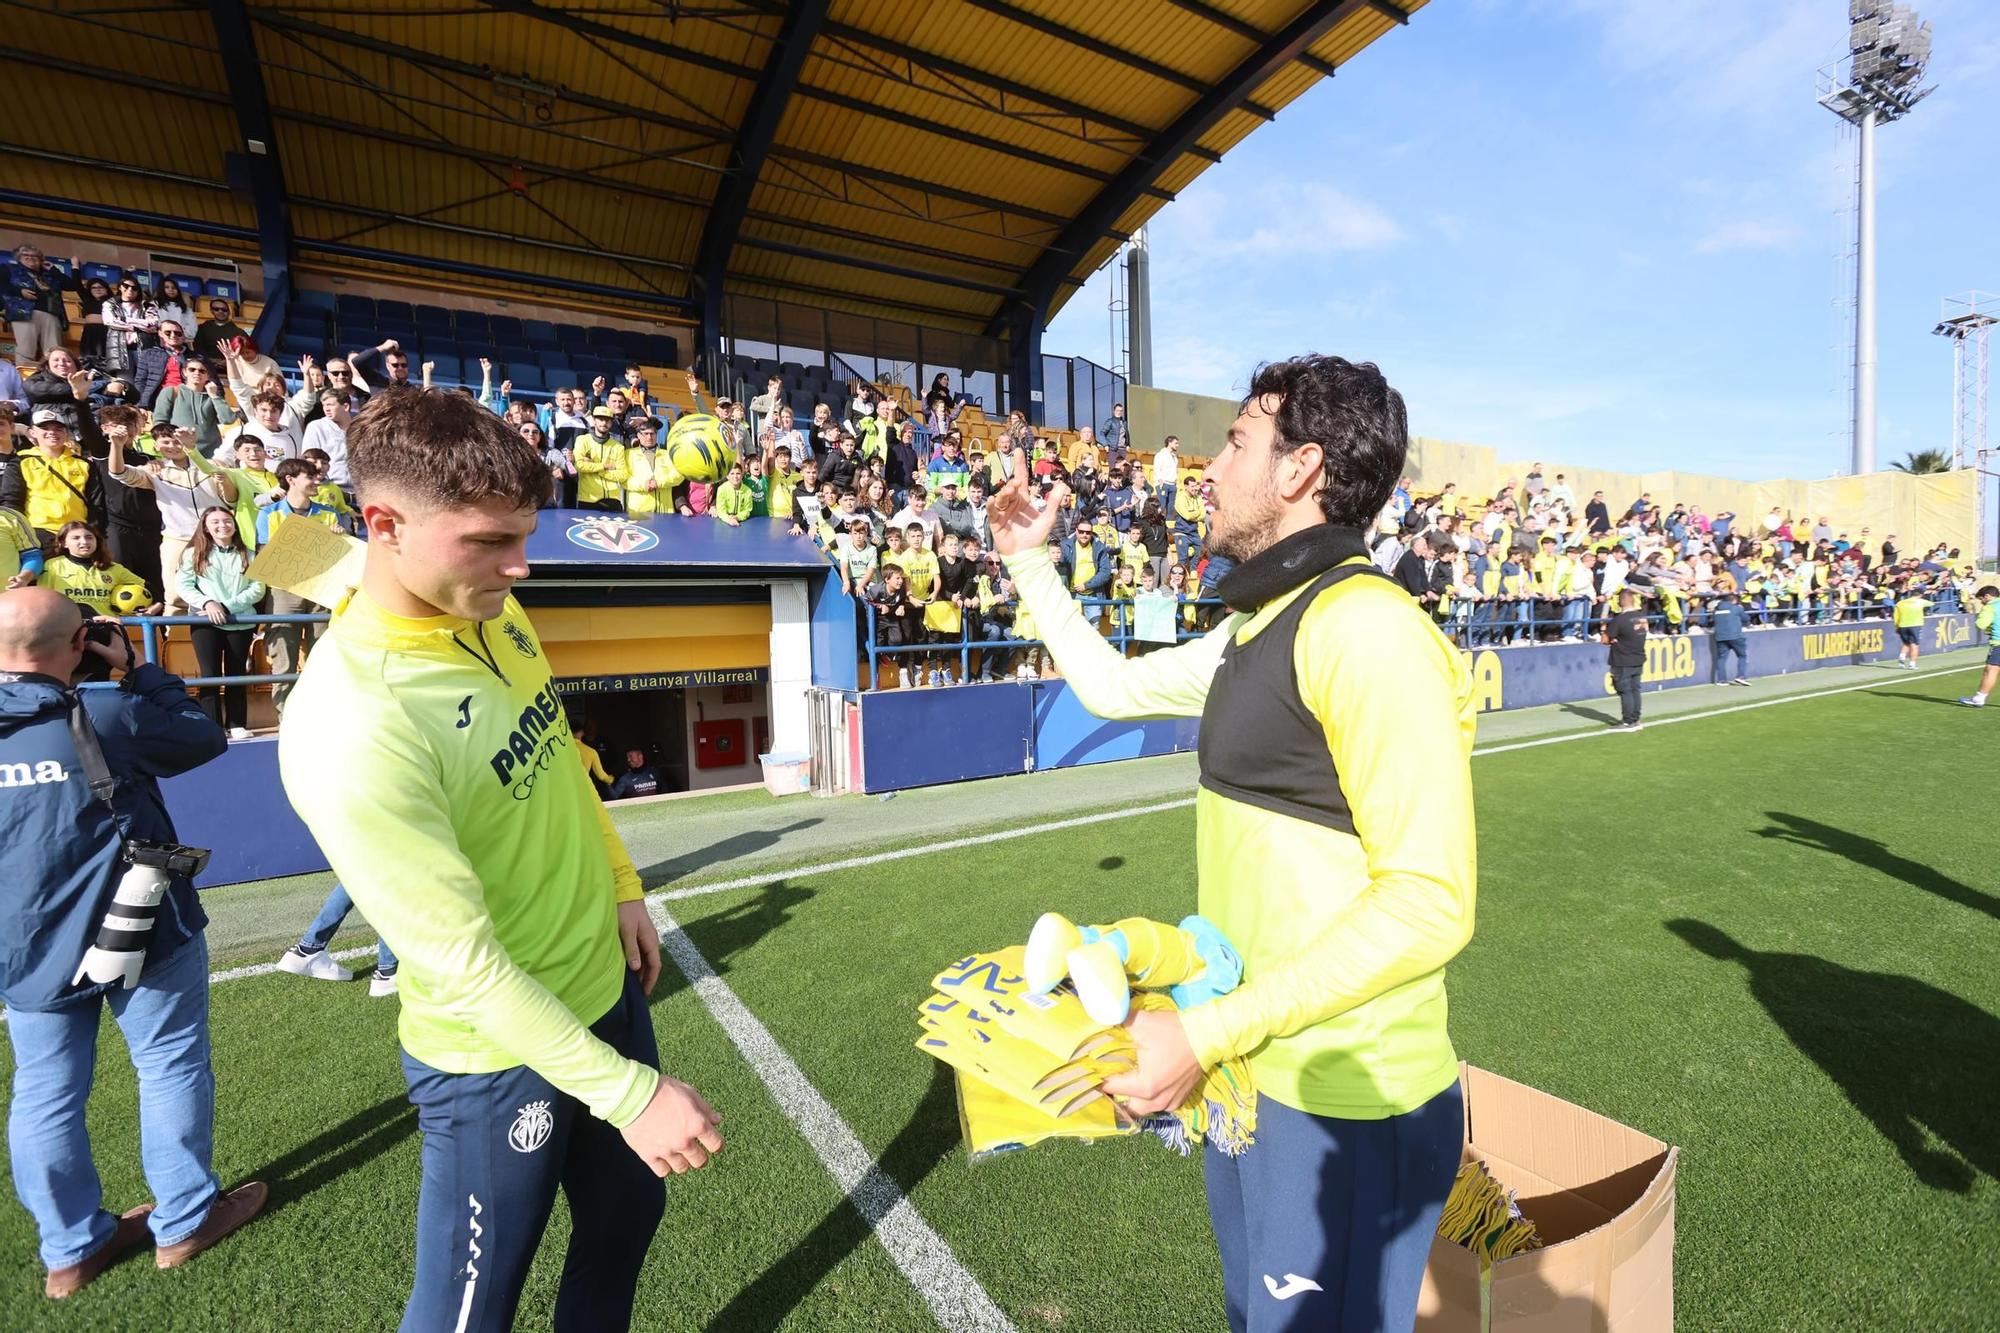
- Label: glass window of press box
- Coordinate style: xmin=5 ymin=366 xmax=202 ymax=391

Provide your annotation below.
xmin=717 ymin=295 xmax=1121 ymax=430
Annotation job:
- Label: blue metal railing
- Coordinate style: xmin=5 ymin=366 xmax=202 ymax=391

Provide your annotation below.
xmin=862 ymin=596 xmax=1226 ymax=684
xmin=93 ymin=611 xmax=332 ymax=688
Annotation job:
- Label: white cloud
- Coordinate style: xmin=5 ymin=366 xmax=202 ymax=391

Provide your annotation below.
xmin=1561 ymin=0 xmax=1838 ymax=125
xmin=1694 ymin=218 xmax=1806 ymax=253
xmin=1163 ymin=183 xmax=1401 ymax=261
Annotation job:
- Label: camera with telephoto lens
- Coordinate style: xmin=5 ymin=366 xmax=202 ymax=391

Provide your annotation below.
xmin=71 ymin=840 xmax=211 ymax=990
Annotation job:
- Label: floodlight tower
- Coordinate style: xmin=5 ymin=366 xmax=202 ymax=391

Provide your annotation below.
xmin=1934 ymin=293 xmax=1998 ymax=564
xmin=1818 ymin=1 xmax=1935 ymax=476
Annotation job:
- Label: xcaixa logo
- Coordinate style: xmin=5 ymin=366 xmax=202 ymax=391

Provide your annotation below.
xmin=566 ymin=516 xmax=660 ymax=556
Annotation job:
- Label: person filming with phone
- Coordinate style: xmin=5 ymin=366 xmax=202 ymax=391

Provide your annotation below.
xmin=0 ymin=586 xmax=265 ymax=1301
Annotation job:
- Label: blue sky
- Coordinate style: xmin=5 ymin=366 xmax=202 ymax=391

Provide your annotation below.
xmin=1043 ymin=0 xmax=2000 ymax=482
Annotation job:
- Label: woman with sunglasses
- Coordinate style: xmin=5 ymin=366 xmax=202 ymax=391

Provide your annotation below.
xmin=99 ymin=278 xmax=160 ymax=377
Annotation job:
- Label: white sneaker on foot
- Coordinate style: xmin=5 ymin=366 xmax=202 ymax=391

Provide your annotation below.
xmin=227 ymin=727 xmax=253 ymax=741
xmin=1959 ymin=696 xmax=1986 ymax=707
xmin=277 ymin=948 xmax=353 ymax=982
xmin=368 ymin=969 xmax=399 ymax=997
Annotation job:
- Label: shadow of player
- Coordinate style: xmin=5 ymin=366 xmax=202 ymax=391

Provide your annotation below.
xmin=639 ymin=817 xmax=824 ymax=889
xmin=1754 ymin=811 xmax=2000 ymax=923
xmin=252 ymin=1092 xmax=417 ymax=1216
xmin=650 ymin=881 xmax=814 ymax=1004
xmin=1667 ymin=918 xmax=1999 ymax=1192
xmin=703 ymin=1061 xmax=961 ymax=1332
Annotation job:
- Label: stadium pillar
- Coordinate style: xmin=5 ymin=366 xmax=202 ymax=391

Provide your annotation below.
xmin=692 ymin=0 xmax=829 ymax=370
xmin=1005 ymin=307 xmax=1047 ymax=428
xmin=208 ymin=0 xmax=294 ymax=349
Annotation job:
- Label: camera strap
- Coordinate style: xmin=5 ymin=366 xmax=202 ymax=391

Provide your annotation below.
xmin=0 ymin=672 xmax=119 ymax=807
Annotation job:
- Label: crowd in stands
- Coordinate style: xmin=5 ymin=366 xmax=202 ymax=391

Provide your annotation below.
xmin=3 ymin=238 xmax=1985 ymax=714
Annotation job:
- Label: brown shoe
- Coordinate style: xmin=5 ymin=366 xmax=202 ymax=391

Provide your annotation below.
xmin=46 ymin=1204 xmax=154 ymax=1299
xmin=155 ymin=1181 xmax=268 ymax=1270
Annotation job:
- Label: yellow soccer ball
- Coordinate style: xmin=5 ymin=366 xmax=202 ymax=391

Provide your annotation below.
xmin=109 ymin=583 xmax=150 ymax=615
xmin=665 ymin=413 xmax=735 ymax=483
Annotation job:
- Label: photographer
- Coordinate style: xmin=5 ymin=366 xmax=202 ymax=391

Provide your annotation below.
xmin=0 ymin=587 xmax=264 ymax=1300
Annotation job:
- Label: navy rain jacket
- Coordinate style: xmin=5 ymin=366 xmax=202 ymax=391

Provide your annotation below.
xmin=0 ymin=664 xmax=224 ymax=1011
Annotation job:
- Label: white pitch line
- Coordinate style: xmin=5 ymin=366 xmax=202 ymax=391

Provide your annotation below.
xmin=1469 ymin=662 xmax=1978 ymax=757
xmin=131 ymin=655 xmax=1981 ymax=1001
xmin=651 ymin=902 xmax=1016 ymax=1333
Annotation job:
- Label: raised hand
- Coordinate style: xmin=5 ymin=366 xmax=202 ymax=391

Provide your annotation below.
xmin=988 ymin=448 xmax=1065 ymax=556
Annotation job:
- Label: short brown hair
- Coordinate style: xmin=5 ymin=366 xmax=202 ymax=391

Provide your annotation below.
xmin=98 ymin=405 xmax=142 ymax=434
xmin=251 ymin=391 xmax=286 ymax=413
xmin=348 ymin=388 xmax=551 ymax=510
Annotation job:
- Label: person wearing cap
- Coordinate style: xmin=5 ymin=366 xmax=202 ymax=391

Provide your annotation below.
xmin=934 ymin=475 xmax=979 ymax=545
xmin=574 ymin=407 xmax=628 ymax=512
xmin=3 ymin=409 xmax=105 ymax=546
xmin=621 ymin=416 xmax=675 ymax=517
xmin=1172 ymin=474 xmax=1207 ymax=568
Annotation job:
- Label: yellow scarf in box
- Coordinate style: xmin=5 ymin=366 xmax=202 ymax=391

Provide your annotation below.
xmin=917 ymin=934 xmax=1257 ymax=1161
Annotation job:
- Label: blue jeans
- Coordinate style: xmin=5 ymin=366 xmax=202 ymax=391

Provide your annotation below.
xmin=1713 ymin=637 xmax=1747 ymax=681
xmin=1205 ymin=1081 xmax=1464 ymax=1333
xmin=5 ymin=936 xmax=219 ymax=1268
xmin=302 ymin=883 xmax=397 ymax=972
xmin=399 ymin=973 xmax=663 ymax=1332
xmin=1561 ymin=597 xmax=1589 ymax=639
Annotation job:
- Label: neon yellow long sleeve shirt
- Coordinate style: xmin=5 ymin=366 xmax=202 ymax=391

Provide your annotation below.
xmin=277 ymin=589 xmax=656 ymax=1126
xmin=1004 ymin=541 xmax=1477 ymax=1119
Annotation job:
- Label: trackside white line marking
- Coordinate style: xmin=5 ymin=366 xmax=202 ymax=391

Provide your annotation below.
xmin=647 ymin=661 xmax=1980 ymax=905
xmin=71 ymin=655 xmax=1969 ymax=1012
xmin=1469 ymin=663 xmax=1978 ymax=756
xmin=652 ymin=798 xmax=1199 ymax=904
xmin=651 ymin=903 xmax=1016 ymax=1333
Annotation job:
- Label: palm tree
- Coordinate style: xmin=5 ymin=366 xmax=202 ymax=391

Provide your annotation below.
xmin=1889 ymin=449 xmax=1952 ymax=474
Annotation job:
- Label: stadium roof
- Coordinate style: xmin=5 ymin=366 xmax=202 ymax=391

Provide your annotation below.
xmin=4 ymin=0 xmax=1421 ymax=336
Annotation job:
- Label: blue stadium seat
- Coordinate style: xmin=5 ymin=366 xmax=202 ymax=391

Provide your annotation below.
xmin=455 ymin=310 xmax=490 ymax=340
xmin=522 ymin=319 xmax=557 ymax=348
xmin=377 ymin=316 xmax=417 ymax=339
xmin=128 ymin=269 xmax=156 ymax=293
xmin=490 ymin=315 xmax=524 ymax=341
xmin=376 ymin=299 xmax=413 ymax=323
xmin=495 ymin=343 xmax=533 ymax=368
xmin=277 ymin=333 xmax=323 ymax=359
xmin=789 ymin=390 xmax=819 ymax=416
xmin=44 ymin=257 xmax=74 ymax=278
xmin=335 ymin=325 xmax=376 ymax=353
xmin=428 ymin=354 xmax=461 ymax=382
xmin=205 ymin=278 xmax=241 ymax=303
xmin=554 ymin=322 xmax=588 ymax=348
xmin=81 ymin=262 xmax=124 ymax=287
xmin=586 ymin=325 xmax=622 ymax=348
xmin=167 ymin=274 xmax=204 ymax=301
xmin=414 ymin=304 xmax=452 ymax=330
xmin=506 ymin=363 xmax=545 ymax=392
xmin=645 ymin=335 xmax=679 ymax=367
xmin=336 ymin=293 xmax=375 ymax=319
xmin=536 ymin=350 xmax=571 ymax=374
xmin=291 ymin=289 xmax=335 ymax=313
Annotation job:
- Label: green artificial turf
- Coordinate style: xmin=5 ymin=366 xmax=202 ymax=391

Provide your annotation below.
xmin=1 ymin=665 xmax=1995 ymax=1330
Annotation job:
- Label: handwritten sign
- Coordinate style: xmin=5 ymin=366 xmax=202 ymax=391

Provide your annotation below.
xmin=1133 ymin=591 xmax=1179 ymax=645
xmin=247 ymin=516 xmax=365 ymax=608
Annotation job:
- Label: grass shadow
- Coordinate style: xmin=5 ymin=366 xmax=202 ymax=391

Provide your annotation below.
xmin=1860 ymin=690 xmax=1963 ymax=708
xmin=1667 ymin=919 xmax=1999 ymax=1192
xmin=651 ymin=882 xmax=815 ymax=1004
xmin=703 ymin=1061 xmax=961 ymax=1332
xmin=1755 ymin=812 xmax=2000 ymax=923
xmin=252 ymin=1093 xmax=416 ymax=1217
xmin=640 ymin=818 xmax=824 ymax=889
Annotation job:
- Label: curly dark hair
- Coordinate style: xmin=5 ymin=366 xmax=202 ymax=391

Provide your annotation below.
xmin=1243 ymin=354 xmax=1408 ymax=528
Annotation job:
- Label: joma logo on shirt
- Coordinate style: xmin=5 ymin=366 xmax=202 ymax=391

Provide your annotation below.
xmin=0 ymin=760 xmax=69 ymax=788
xmin=488 ymin=688 xmax=566 ymax=789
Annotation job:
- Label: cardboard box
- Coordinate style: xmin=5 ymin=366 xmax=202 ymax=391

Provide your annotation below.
xmin=1417 ymin=1064 xmax=1677 ymax=1332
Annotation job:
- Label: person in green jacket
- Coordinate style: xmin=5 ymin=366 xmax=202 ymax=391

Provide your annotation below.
xmin=989 ymin=355 xmax=1475 ymax=1333
xmin=176 ymin=507 xmax=265 ymax=737
xmin=712 ymin=462 xmax=756 ymax=527
xmin=276 ymin=389 xmax=721 ymax=1331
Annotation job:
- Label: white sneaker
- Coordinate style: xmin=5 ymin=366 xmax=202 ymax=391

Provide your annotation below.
xmin=1015 ymin=664 xmax=1030 ymax=680
xmin=368 ymin=968 xmax=399 ymax=997
xmin=227 ymin=727 xmax=253 ymax=741
xmin=277 ymin=947 xmax=353 ymax=982
xmin=939 ymin=669 xmax=955 ymax=686
xmin=1959 ymin=696 xmax=1986 ymax=707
